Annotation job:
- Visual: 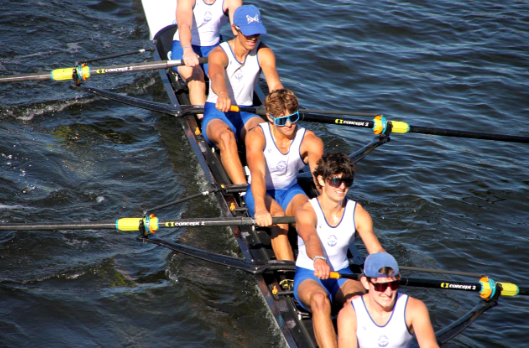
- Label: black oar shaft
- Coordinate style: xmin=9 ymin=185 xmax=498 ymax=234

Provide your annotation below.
xmin=0 ymin=216 xmax=295 ymax=232
xmin=0 ymin=222 xmax=117 ymax=231
xmin=409 ymin=125 xmax=529 ymax=143
xmin=156 ymin=216 xmax=294 ymax=228
xmin=0 ymin=57 xmax=208 ymax=83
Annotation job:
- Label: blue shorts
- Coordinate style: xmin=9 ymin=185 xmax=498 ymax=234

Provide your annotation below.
xmin=294 ymin=266 xmax=355 ymax=311
xmin=245 ymin=183 xmax=306 ymax=217
xmin=170 ymin=40 xmax=218 ymax=77
xmin=201 ymin=102 xmax=262 ymax=144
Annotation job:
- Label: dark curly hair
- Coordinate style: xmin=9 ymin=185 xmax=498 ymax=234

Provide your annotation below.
xmin=313 ymin=153 xmax=355 ymax=189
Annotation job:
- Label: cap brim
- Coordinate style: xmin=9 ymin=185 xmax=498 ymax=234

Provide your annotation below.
xmin=239 ymin=25 xmax=267 ymax=36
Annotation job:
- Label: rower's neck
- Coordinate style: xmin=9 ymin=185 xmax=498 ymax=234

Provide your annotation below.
xmin=230 ymin=39 xmax=250 ymax=61
xmin=317 ymin=195 xmax=345 ymax=213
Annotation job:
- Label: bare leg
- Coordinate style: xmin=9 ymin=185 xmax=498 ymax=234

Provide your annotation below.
xmin=298 ymin=280 xmax=338 ymax=348
xmin=240 ymin=116 xmax=265 ymax=144
xmin=335 ymin=279 xmax=366 ymax=307
xmin=266 ymin=196 xmax=294 ymax=261
xmin=206 ymin=119 xmax=247 ymax=184
xmin=178 ymin=65 xmax=206 ymax=119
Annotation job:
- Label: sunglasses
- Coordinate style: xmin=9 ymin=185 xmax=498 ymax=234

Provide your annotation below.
xmin=370 ymin=279 xmax=401 ymax=292
xmin=270 ymin=110 xmax=300 ymax=126
xmin=327 ymin=176 xmax=354 ymax=188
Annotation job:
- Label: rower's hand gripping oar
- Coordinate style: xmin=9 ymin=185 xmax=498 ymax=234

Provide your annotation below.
xmin=329 ymin=271 xmax=528 ymax=299
xmin=0 ymin=57 xmax=208 ymax=84
xmin=230 ymin=106 xmax=529 ymax=143
xmin=0 ymin=215 xmax=296 ymax=236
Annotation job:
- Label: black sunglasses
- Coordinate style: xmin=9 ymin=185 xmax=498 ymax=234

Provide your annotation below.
xmin=327 ymin=176 xmax=354 ymax=188
xmin=370 ymin=279 xmax=401 ymax=292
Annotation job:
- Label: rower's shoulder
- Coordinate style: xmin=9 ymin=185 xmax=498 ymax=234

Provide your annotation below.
xmin=405 ymin=295 xmax=428 ymax=312
xmin=301 ymin=128 xmax=322 ymax=144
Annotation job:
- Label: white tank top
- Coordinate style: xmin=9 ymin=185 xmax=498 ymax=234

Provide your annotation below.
xmin=352 ymin=293 xmax=414 ymax=348
xmin=206 ymin=41 xmax=261 ymax=106
xmin=174 ymin=0 xmax=228 ymax=46
xmin=296 ymin=198 xmax=356 ymax=270
xmin=248 ymin=123 xmax=306 ymax=190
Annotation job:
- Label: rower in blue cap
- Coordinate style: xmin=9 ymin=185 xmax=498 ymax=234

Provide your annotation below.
xmin=202 ymin=5 xmax=284 ymax=186
xmin=338 ymin=252 xmax=439 ymax=348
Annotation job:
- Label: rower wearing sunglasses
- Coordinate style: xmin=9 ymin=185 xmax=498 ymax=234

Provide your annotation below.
xmin=337 ymin=252 xmax=439 ymax=348
xmin=245 ymin=89 xmax=324 ymax=261
xmin=294 ymin=153 xmax=385 ymax=348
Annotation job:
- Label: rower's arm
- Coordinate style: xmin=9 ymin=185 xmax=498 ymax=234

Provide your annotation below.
xmin=225 ymin=0 xmax=242 ymax=24
xmin=176 ymin=0 xmax=195 ymax=48
xmin=301 ymin=130 xmax=324 ymax=187
xmin=257 ymin=45 xmax=283 ymax=92
xmin=337 ymin=303 xmax=359 ymax=348
xmin=354 ymin=203 xmax=385 ymax=254
xmin=245 ymin=127 xmax=270 ymax=224
xmin=407 ymin=297 xmax=439 ymax=348
xmin=208 ymin=47 xmax=231 ymax=112
xmin=296 ymin=202 xmax=331 ymax=278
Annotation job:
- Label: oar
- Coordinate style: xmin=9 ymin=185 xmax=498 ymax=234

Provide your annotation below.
xmin=0 ymin=57 xmax=207 ymax=83
xmin=139 ymin=236 xmax=296 ymax=274
xmin=231 ymin=106 xmax=529 ymax=143
xmin=0 ymin=215 xmax=295 ymax=235
xmin=330 ymin=272 xmax=529 ymax=299
xmin=144 ymin=184 xmax=248 ymax=214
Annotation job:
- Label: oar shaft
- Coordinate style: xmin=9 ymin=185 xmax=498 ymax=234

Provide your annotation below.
xmin=409 ymin=125 xmax=529 ymax=143
xmin=0 ymin=216 xmax=295 ymax=232
xmin=88 ymin=58 xmax=207 ymax=77
xmin=0 ymin=57 xmax=208 ymax=83
xmin=0 ymin=222 xmax=117 ymax=231
xmin=331 ymin=272 xmax=524 ymax=298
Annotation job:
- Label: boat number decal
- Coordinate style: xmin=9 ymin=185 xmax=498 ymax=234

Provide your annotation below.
xmin=441 ymin=283 xmax=476 ymax=290
xmin=334 ymin=119 xmax=369 ymax=127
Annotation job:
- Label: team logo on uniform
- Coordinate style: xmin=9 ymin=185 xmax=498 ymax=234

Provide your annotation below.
xmin=234 ymin=70 xmax=244 ymax=80
xmin=378 ymin=335 xmax=389 ymax=347
xmin=276 ymin=161 xmax=287 ymax=172
xmin=327 ymin=235 xmax=337 ymax=247
xmin=204 ymin=11 xmax=212 ymax=22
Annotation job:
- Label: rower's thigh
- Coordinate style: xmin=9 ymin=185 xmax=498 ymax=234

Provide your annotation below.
xmin=267 ymin=195 xmax=286 ymax=216
xmin=297 ymin=279 xmax=330 ymax=310
xmin=206 ymin=119 xmax=236 ymax=146
xmin=178 ymin=65 xmax=205 ymax=83
xmin=240 ymin=116 xmax=265 ymax=142
xmin=285 ymin=193 xmax=309 ymax=216
xmin=335 ymin=279 xmax=365 ymax=306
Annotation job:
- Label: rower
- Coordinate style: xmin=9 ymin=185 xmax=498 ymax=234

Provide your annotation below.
xmin=171 ymin=0 xmax=242 ymax=119
xmin=202 ymin=5 xmax=284 ymax=185
xmin=294 ymin=153 xmax=385 ymax=348
xmin=337 ymin=252 xmax=439 ymax=348
xmin=244 ymin=89 xmax=324 ymax=261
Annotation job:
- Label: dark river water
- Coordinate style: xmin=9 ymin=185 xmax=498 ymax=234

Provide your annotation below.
xmin=1 ymin=0 xmax=528 ymax=347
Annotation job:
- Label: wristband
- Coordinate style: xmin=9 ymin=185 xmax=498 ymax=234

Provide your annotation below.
xmin=313 ymin=255 xmax=327 ymax=263
xmin=183 ymin=46 xmax=192 ymax=49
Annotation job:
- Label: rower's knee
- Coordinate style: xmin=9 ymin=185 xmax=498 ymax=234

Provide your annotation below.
xmin=216 ymin=128 xmax=237 ymax=152
xmin=310 ymin=292 xmax=331 ymax=313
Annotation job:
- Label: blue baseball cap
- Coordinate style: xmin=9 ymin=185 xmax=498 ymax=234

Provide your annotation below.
xmin=363 ymin=252 xmax=400 ymax=278
xmin=233 ymin=5 xmax=267 ymax=36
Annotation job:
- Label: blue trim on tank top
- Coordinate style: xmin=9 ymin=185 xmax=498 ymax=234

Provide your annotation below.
xmin=315 ymin=197 xmax=355 ymax=229
xmin=361 ymin=292 xmax=398 ymax=328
